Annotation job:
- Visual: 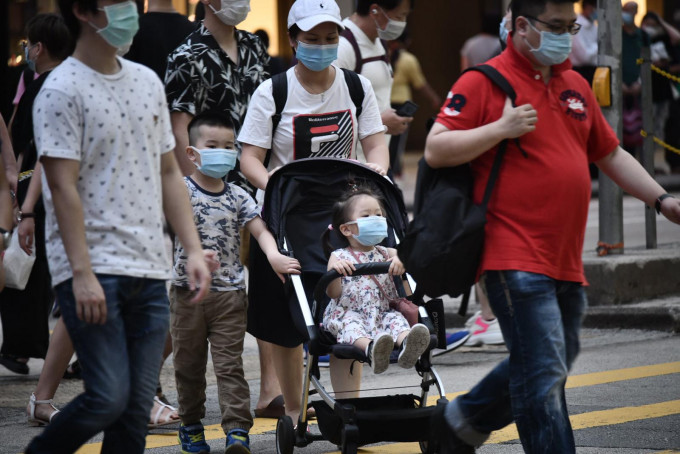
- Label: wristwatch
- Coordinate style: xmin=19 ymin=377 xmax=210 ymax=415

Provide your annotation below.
xmin=655 ymin=193 xmax=676 ymax=215
xmin=0 ymin=228 xmax=10 ymax=251
xmin=16 ymin=211 xmax=35 ymax=223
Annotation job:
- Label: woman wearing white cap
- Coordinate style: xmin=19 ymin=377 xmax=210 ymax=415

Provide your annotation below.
xmin=239 ymin=0 xmax=390 ymax=424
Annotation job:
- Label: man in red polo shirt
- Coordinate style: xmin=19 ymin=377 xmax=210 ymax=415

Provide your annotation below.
xmin=426 ymin=0 xmax=680 ymax=452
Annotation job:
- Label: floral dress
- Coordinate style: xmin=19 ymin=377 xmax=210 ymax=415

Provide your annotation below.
xmin=322 ymin=246 xmax=410 ymax=344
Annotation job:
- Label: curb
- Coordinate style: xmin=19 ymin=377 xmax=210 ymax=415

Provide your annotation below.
xmin=583 ymin=302 xmax=680 ymax=333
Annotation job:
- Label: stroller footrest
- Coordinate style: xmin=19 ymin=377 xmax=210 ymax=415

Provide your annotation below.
xmin=312 ymin=394 xmax=440 ymax=447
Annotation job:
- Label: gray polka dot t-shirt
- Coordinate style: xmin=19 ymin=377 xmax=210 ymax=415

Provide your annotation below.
xmin=33 ymin=56 xmax=175 ymax=286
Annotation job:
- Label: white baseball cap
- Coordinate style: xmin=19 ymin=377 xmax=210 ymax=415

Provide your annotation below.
xmin=287 ymin=0 xmax=345 ymax=32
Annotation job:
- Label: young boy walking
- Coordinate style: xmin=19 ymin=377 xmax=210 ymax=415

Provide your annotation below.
xmin=171 ymin=112 xmax=301 ymax=454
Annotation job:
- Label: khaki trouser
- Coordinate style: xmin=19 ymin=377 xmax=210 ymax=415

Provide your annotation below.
xmin=170 ymin=286 xmax=252 ymax=433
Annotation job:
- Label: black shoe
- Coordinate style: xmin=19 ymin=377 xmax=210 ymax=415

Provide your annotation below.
xmin=63 ymin=359 xmax=82 ymax=379
xmin=433 ymin=402 xmax=475 ymax=454
xmin=0 ymin=354 xmax=29 ymax=375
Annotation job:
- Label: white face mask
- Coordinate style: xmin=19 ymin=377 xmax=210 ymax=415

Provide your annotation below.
xmin=209 ymin=0 xmax=250 ymax=26
xmin=374 ymin=8 xmax=406 ymax=41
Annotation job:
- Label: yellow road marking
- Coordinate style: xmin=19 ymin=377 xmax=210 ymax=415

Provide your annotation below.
xmin=328 ymin=400 xmax=680 ymax=452
xmin=565 ymin=362 xmax=680 ymax=389
xmin=487 ymin=399 xmax=680 ymax=443
xmin=74 ymin=361 xmax=680 ymax=453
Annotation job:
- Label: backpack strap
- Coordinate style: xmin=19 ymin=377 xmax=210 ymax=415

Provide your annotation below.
xmin=341 ymin=68 xmax=365 ymax=119
xmin=463 ymin=64 xmax=517 ymax=106
xmin=264 ymin=72 xmax=288 ymax=168
xmin=341 ymin=28 xmax=391 ymax=75
xmin=462 ymin=64 xmax=522 ymax=209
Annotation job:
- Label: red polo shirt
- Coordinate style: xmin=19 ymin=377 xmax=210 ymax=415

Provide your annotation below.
xmin=436 ymin=38 xmax=619 ymax=283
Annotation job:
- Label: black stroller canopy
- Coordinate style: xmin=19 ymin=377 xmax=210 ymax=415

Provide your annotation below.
xmin=263 ymin=158 xmax=410 ymax=275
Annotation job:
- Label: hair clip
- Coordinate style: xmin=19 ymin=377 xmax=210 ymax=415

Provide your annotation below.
xmin=328 ymin=224 xmax=334 ymax=231
xmin=349 ymin=182 xmax=358 ymax=192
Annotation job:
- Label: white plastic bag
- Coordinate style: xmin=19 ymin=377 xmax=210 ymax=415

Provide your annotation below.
xmin=3 ymin=231 xmax=35 ymax=290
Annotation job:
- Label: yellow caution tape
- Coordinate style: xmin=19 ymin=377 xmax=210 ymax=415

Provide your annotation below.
xmin=636 ymin=58 xmax=680 ymax=84
xmin=640 ymin=130 xmax=680 ymax=156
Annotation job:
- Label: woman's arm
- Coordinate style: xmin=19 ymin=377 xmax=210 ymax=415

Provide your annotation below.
xmin=240 ymin=144 xmax=270 ymax=190
xmin=0 ymin=115 xmax=18 ymax=201
xmin=17 ymin=161 xmax=43 ymax=254
xmin=359 ymin=132 xmax=389 ymax=175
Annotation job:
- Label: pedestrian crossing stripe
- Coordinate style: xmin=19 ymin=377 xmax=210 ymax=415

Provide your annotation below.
xmin=74 ymin=361 xmax=680 ymax=453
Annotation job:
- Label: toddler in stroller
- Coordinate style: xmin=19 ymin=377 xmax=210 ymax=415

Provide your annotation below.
xmin=261 ymin=158 xmax=448 ymax=454
xmin=321 ymin=184 xmax=431 ymax=375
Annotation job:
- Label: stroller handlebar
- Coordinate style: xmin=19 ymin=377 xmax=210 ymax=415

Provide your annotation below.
xmin=313 ymin=262 xmax=392 ymax=304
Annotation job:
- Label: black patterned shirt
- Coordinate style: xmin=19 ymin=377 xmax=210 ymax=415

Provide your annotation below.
xmin=164 ymin=23 xmax=270 ymax=135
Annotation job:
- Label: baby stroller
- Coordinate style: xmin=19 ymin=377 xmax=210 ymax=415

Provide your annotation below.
xmin=262 ymin=158 xmax=449 ymax=454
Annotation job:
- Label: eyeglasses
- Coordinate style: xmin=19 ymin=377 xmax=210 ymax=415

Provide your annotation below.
xmin=525 ymin=15 xmax=581 ymax=35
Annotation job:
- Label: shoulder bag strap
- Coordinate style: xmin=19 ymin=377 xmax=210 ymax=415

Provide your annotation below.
xmin=264 ymin=72 xmax=288 ymax=168
xmin=341 ymin=68 xmax=365 ymax=118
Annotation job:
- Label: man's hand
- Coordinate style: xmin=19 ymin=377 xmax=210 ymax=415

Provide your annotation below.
xmin=660 ymin=196 xmax=680 ymax=224
xmin=266 ymin=252 xmax=302 ymax=283
xmin=498 ymin=97 xmax=537 ymax=139
xmin=72 ymin=271 xmax=107 ymax=325
xmin=17 ymin=218 xmax=35 ymax=255
xmin=186 ymin=250 xmax=212 ymax=303
xmin=382 ymin=109 xmax=413 ymax=135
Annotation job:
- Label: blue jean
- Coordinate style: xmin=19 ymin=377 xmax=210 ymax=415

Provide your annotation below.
xmin=445 ymin=270 xmax=587 ymax=454
xmin=26 ymin=275 xmax=169 ymax=454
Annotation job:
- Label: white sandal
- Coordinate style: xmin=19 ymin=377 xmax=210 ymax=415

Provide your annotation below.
xmin=27 ymin=392 xmax=60 ymax=427
xmin=148 ymin=395 xmax=179 ymax=429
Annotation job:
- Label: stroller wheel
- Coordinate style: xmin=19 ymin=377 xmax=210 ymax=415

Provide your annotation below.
xmin=276 ymin=415 xmax=295 ymax=454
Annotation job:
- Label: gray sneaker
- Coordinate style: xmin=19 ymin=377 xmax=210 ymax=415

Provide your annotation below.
xmin=397 ymin=323 xmax=430 ymax=369
xmin=368 ymin=333 xmax=394 ymax=374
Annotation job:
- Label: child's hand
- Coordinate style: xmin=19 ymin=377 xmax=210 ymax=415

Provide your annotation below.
xmin=203 ymin=249 xmax=220 ymax=273
xmin=267 ymin=252 xmax=301 ymax=283
xmin=388 ymin=256 xmax=405 ymax=276
xmin=332 ymin=259 xmax=356 ymax=276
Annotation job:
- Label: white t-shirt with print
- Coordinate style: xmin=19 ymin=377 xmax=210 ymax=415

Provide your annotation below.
xmin=33 ymin=56 xmax=175 ymax=286
xmin=172 ymin=178 xmax=259 ymax=291
xmin=237 ymin=64 xmax=384 ymax=171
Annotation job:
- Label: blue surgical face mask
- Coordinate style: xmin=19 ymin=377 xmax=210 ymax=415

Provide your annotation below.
xmin=191 ymin=147 xmax=238 ymax=179
xmin=622 ymin=12 xmax=634 ymax=25
xmin=348 ymin=216 xmax=388 ymax=246
xmin=525 ymin=21 xmax=573 ymax=66
xmin=24 ymin=43 xmax=37 ymax=72
xmin=296 ymin=40 xmax=338 ymax=72
xmin=89 ymin=1 xmax=139 ymax=50
xmin=499 ymin=16 xmax=509 ymax=45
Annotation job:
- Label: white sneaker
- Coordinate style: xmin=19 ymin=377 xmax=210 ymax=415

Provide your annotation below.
xmin=368 ymin=333 xmax=394 ymax=374
xmin=464 ymin=311 xmax=504 ymax=346
xmin=397 ymin=323 xmax=430 ymax=369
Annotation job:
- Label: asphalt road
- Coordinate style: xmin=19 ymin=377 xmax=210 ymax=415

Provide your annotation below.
xmin=1 ymin=327 xmax=678 ymax=453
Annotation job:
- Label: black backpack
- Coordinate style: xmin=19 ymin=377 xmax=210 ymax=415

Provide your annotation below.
xmin=397 ymin=64 xmax=522 ymax=301
xmin=264 ymin=67 xmax=365 ymax=166
xmin=340 ymin=27 xmax=390 ymax=75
